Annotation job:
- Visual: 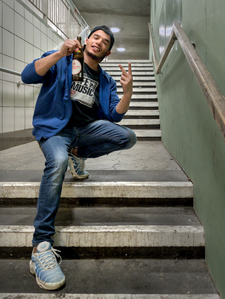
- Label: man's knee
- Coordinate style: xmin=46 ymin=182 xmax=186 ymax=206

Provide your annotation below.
xmin=46 ymin=151 xmax=68 ymax=174
xmin=124 ymin=128 xmax=137 ymax=149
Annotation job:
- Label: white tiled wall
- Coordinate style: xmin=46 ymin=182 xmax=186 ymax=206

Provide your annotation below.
xmin=0 ymin=0 xmax=65 ymax=133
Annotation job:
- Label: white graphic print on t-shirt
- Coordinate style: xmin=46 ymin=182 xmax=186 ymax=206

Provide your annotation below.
xmin=70 ymin=74 xmax=99 ymax=108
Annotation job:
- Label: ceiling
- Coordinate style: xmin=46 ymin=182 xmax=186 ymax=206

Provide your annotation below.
xmin=72 ymin=0 xmax=151 ymax=60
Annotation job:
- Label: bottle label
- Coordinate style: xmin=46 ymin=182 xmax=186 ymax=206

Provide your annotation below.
xmin=72 ymin=60 xmax=82 ymax=75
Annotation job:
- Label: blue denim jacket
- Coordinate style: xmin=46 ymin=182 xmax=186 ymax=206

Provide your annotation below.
xmin=21 ymin=50 xmax=124 ymax=141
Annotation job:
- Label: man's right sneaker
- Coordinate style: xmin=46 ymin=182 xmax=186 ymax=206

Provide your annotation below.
xmin=29 ymin=241 xmax=66 ymax=290
xmin=68 ymin=149 xmax=89 ymax=179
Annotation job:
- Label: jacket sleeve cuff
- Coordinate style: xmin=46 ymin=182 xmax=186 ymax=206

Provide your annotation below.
xmin=111 ymin=107 xmax=125 ymax=122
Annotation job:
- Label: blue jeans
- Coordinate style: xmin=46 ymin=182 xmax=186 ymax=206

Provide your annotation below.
xmin=33 ymin=120 xmax=137 ymax=246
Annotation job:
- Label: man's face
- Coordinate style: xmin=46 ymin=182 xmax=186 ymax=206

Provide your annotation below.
xmin=84 ymin=30 xmax=111 ymax=61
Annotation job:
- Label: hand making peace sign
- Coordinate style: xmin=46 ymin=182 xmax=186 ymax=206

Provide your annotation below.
xmin=115 ymin=62 xmax=133 ymax=114
xmin=119 ymin=62 xmax=133 ymax=97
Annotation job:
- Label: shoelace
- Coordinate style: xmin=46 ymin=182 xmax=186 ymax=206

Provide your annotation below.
xmin=69 ymin=152 xmax=85 ymax=170
xmin=40 ymin=248 xmax=62 ymax=270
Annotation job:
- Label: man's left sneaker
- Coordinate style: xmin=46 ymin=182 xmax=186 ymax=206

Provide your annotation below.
xmin=29 ymin=241 xmax=65 ymax=290
xmin=68 ymin=149 xmax=89 ymax=179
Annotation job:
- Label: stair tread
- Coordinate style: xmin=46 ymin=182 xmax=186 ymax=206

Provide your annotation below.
xmin=103 ymin=67 xmax=154 ymax=71
xmin=126 ymin=110 xmax=159 ymax=116
xmin=108 ymin=72 xmax=155 ymax=76
xmin=120 ymin=119 xmax=160 ymax=125
xmin=133 ymin=130 xmax=161 ymax=137
xmin=129 ymin=102 xmax=158 ymax=107
xmin=0 ymin=207 xmax=201 ymax=227
xmin=0 ymin=296 xmax=220 ymax=299
xmin=0 ymin=259 xmax=219 ymax=296
xmin=117 ymin=87 xmax=157 ymax=92
xmin=130 ymin=94 xmax=158 ymax=99
xmin=113 ymin=76 xmax=156 ymax=81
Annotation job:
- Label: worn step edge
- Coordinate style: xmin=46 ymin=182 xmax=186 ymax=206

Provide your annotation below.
xmin=103 ymin=67 xmax=154 ymax=70
xmin=109 ymin=72 xmax=155 ymax=76
xmin=131 ymin=82 xmax=156 ymax=86
xmin=113 ymin=76 xmax=156 ymax=81
xmin=126 ymin=110 xmax=159 ymax=116
xmin=129 ymin=102 xmax=159 ymax=108
xmin=129 ymin=95 xmax=158 ymax=99
xmin=102 ymin=59 xmax=152 ymax=62
xmin=0 ymin=294 xmax=220 ymax=299
xmin=0 ymin=225 xmax=205 ymax=247
xmin=120 ymin=119 xmax=160 ymax=126
xmin=0 ymin=182 xmax=193 ymax=199
xmin=117 ymin=88 xmax=157 ymax=92
xmin=134 ymin=130 xmax=161 ymax=138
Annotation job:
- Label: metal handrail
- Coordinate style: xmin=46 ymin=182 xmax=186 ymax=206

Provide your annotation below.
xmin=0 ymin=67 xmax=23 ymax=87
xmin=0 ymin=67 xmax=21 ymax=77
xmin=149 ymin=22 xmax=225 ymax=140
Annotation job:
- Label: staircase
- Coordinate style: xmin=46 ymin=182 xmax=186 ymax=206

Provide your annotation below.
xmin=103 ymin=60 xmax=161 ymax=140
xmin=0 ymin=60 xmax=220 ymax=298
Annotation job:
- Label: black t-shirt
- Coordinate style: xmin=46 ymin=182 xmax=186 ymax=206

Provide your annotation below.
xmin=68 ymin=63 xmax=100 ymax=127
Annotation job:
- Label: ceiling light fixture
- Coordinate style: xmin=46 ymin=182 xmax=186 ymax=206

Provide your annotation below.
xmin=111 ymin=27 xmax=120 ymax=33
xmin=117 ymin=48 xmax=125 ymax=52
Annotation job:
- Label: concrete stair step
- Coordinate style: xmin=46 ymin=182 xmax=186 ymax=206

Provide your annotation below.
xmin=126 ymin=110 xmax=159 ymax=117
xmin=129 ymin=102 xmax=158 ymax=108
xmin=0 ymin=295 xmax=219 ymax=299
xmin=0 ymin=206 xmax=204 ymax=248
xmin=117 ymin=87 xmax=157 ymax=93
xmin=130 ymin=81 xmax=156 ymax=86
xmin=102 ymin=60 xmax=152 ymax=64
xmin=133 ymin=129 xmax=161 ymax=139
xmin=0 ymin=181 xmax=193 ymax=199
xmin=1 ymin=224 xmax=204 ymax=248
xmin=128 ymin=94 xmax=158 ymax=100
xmin=113 ymin=76 xmax=156 ymax=81
xmin=108 ymin=71 xmax=155 ymax=76
xmin=0 ymin=206 xmax=198 ymax=226
xmin=103 ymin=66 xmax=154 ymax=71
xmin=120 ymin=119 xmax=160 ymax=126
xmin=0 ymin=259 xmax=219 ymax=297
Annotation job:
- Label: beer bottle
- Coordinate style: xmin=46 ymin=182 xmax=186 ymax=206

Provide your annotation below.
xmin=72 ymin=36 xmax=84 ymax=81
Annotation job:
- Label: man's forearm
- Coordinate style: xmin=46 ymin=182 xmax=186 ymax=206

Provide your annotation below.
xmin=116 ymin=63 xmax=133 ymax=114
xmin=34 ymin=39 xmax=81 ymax=76
xmin=116 ymin=93 xmax=132 ymax=114
xmin=34 ymin=51 xmax=63 ymax=76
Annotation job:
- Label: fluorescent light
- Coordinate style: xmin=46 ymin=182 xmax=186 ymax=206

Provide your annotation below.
xmin=111 ymin=27 xmax=120 ymax=33
xmin=117 ymin=48 xmax=125 ymax=52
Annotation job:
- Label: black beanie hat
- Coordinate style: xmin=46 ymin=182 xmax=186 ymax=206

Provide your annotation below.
xmin=88 ymin=25 xmax=115 ymax=51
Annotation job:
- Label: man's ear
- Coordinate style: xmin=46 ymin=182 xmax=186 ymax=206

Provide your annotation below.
xmin=105 ymin=51 xmax=111 ymax=57
xmin=84 ymin=38 xmax=88 ymax=45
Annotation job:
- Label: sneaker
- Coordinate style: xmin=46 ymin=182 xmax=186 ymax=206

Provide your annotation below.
xmin=29 ymin=241 xmax=65 ymax=290
xmin=68 ymin=149 xmax=89 ymax=179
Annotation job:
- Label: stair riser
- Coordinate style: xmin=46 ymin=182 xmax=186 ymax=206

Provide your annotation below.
xmin=130 ymin=82 xmax=156 ymax=87
xmin=120 ymin=119 xmax=160 ymax=126
xmin=0 ymin=182 xmax=193 ymax=199
xmin=0 ymin=246 xmax=205 ymax=260
xmin=129 ymin=95 xmax=158 ymax=99
xmin=0 ymin=225 xmax=205 ymax=247
xmin=0 ymin=294 xmax=219 ymax=299
xmin=126 ymin=112 xmax=159 ymax=117
xmin=117 ymin=88 xmax=157 ymax=93
xmin=103 ymin=67 xmax=154 ymax=71
xmin=129 ymin=103 xmax=158 ymax=108
xmin=114 ymin=76 xmax=156 ymax=81
xmin=109 ymin=72 xmax=155 ymax=76
xmin=0 ymin=197 xmax=193 ymax=208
